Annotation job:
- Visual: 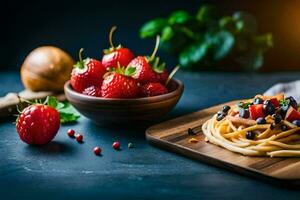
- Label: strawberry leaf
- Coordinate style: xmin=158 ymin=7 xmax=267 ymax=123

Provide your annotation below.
xmin=124 ymin=66 xmax=136 ymax=76
xmin=149 ymin=57 xmax=166 ymax=73
xmin=45 ymin=96 xmax=58 ymax=108
xmin=45 ymin=96 xmax=80 ymax=124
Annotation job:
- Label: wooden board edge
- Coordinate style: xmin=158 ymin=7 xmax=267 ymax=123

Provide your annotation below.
xmin=145 ymin=122 xmax=300 ymax=188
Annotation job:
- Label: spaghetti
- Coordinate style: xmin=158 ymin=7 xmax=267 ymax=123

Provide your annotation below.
xmin=202 ymin=94 xmax=300 ymax=157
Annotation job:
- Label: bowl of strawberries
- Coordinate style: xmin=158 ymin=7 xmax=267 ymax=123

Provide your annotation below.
xmin=64 ymin=27 xmax=184 ymax=126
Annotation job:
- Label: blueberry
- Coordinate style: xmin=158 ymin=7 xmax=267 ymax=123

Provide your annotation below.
xmin=272 ymin=114 xmax=282 ymax=124
xmin=278 ymin=105 xmax=289 ymax=117
xmin=188 ymin=128 xmax=196 ymax=135
xmin=256 ymin=117 xmax=266 ymax=124
xmin=280 ymin=125 xmax=288 ymax=131
xmin=270 ymin=123 xmax=276 ymax=130
xmin=217 ymin=114 xmax=225 ymax=121
xmin=246 ymin=131 xmax=256 ymax=140
xmin=263 ymin=100 xmax=275 ymax=115
xmin=253 ymin=97 xmax=264 ymax=105
xmin=239 ymin=109 xmax=249 ymax=118
xmin=292 ymin=120 xmax=300 ymax=127
xmin=222 ymin=105 xmax=231 ymax=113
xmin=217 ymin=110 xmax=224 ymax=116
xmin=286 ymin=96 xmax=298 ymax=109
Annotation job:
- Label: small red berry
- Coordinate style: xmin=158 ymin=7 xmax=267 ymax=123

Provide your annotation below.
xmin=112 ymin=141 xmax=120 ymax=150
xmin=67 ymin=129 xmax=75 ymax=137
xmin=93 ymin=147 xmax=102 ymax=155
xmin=76 ymin=134 xmax=83 ymax=143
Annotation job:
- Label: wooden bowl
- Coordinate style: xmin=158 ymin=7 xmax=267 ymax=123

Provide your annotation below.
xmin=64 ymin=79 xmax=184 ymax=126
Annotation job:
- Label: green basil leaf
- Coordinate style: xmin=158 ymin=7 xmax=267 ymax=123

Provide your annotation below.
xmin=253 ymin=33 xmax=273 ymax=52
xmin=161 ymin=26 xmax=174 ymax=42
xmin=233 ymin=11 xmax=257 ymax=34
xmin=196 ymin=5 xmax=218 ymax=23
xmin=168 ymin=11 xmax=191 ymax=25
xmin=205 ymin=31 xmax=235 ymax=61
xmin=179 ymin=41 xmax=208 ymax=68
xmin=219 ymin=16 xmax=235 ymax=32
xmin=140 ymin=18 xmax=167 ymax=38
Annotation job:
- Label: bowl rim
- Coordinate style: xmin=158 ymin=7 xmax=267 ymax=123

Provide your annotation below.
xmin=64 ymin=79 xmax=184 ymax=103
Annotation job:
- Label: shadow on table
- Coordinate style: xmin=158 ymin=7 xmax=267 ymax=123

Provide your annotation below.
xmin=24 ymin=141 xmax=76 ymax=156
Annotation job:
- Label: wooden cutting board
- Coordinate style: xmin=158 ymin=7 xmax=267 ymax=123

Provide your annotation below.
xmin=146 ymin=100 xmax=300 ymax=186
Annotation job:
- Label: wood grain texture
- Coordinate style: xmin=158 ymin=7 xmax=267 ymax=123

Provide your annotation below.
xmin=146 ymin=100 xmax=300 ymax=186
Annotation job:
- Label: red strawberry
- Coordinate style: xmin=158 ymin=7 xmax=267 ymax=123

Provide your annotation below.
xmin=127 ymin=36 xmax=169 ymax=84
xmin=154 ymin=69 xmax=169 ymax=84
xmin=82 ymin=85 xmax=102 ymax=97
xmin=141 ymin=82 xmax=168 ymax=97
xmin=249 ymin=104 xmax=265 ymax=120
xmin=16 ymin=104 xmax=60 ymax=145
xmin=128 ymin=56 xmax=156 ymax=84
xmin=285 ymin=107 xmax=300 ymax=122
xmin=102 ymin=47 xmax=134 ymax=69
xmin=101 ymin=67 xmax=139 ymax=98
xmin=102 ymin=26 xmax=134 ymax=69
xmin=71 ymin=48 xmax=106 ymax=93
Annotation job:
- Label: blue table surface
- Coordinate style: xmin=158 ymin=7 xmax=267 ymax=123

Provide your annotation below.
xmin=1 ymin=71 xmax=300 ymax=200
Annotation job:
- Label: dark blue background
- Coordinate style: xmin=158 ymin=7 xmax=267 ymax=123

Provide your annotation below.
xmin=2 ymin=0 xmax=300 ymax=72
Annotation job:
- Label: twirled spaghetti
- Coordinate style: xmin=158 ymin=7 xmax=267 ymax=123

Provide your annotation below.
xmin=202 ymin=94 xmax=300 ymax=157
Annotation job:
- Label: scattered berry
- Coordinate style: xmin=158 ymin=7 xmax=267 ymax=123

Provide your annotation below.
xmin=93 ymin=147 xmax=102 ymax=155
xmin=217 ymin=114 xmax=225 ymax=121
xmin=128 ymin=143 xmax=134 ymax=148
xmin=112 ymin=141 xmax=120 ymax=150
xmin=67 ymin=129 xmax=75 ymax=137
xmin=292 ymin=120 xmax=300 ymax=127
xmin=253 ymin=97 xmax=264 ymax=105
xmin=76 ymin=134 xmax=83 ymax=143
xmin=188 ymin=128 xmax=196 ymax=135
xmin=256 ymin=117 xmax=266 ymax=124
xmin=141 ymin=82 xmax=168 ymax=97
xmin=246 ymin=131 xmax=255 ymax=140
xmin=272 ymin=114 xmax=282 ymax=124
xmin=263 ymin=100 xmax=275 ymax=115
xmin=286 ymin=96 xmax=298 ymax=109
xmin=280 ymin=125 xmax=288 ymax=131
xmin=16 ymin=104 xmax=60 ymax=145
xmin=239 ymin=109 xmax=249 ymax=118
xmin=270 ymin=123 xmax=276 ymax=130
xmin=222 ymin=105 xmax=231 ymax=113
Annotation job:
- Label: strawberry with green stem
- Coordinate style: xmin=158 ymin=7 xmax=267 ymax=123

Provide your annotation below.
xmin=127 ymin=35 xmax=169 ymax=84
xmin=16 ymin=96 xmax=80 ymax=145
xmin=101 ymin=63 xmax=140 ymax=98
xmin=141 ymin=65 xmax=180 ymax=97
xmin=102 ymin=26 xmax=135 ymax=70
xmin=71 ymin=48 xmax=106 ymax=93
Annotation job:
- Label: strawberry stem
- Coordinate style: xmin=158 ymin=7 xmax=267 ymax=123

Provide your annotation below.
xmin=165 ymin=65 xmax=180 ymax=86
xmin=109 ymin=26 xmax=117 ymax=48
xmin=79 ymin=48 xmax=84 ymax=64
xmin=150 ymin=35 xmax=160 ymax=61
